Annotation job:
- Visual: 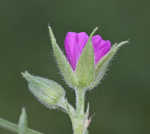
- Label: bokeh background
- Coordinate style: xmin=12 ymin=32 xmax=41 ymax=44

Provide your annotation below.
xmin=0 ymin=0 xmax=150 ymax=134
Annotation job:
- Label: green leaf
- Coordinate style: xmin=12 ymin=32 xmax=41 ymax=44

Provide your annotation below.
xmin=22 ymin=71 xmax=66 ymax=110
xmin=48 ymin=26 xmax=78 ymax=88
xmin=18 ymin=108 xmax=28 ymax=134
xmin=75 ymin=27 xmax=98 ymax=88
xmin=0 ymin=118 xmax=43 ymax=134
xmin=89 ymin=41 xmax=129 ymax=89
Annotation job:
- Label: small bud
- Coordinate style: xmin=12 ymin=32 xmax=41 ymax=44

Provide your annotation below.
xmin=22 ymin=71 xmax=66 ymax=109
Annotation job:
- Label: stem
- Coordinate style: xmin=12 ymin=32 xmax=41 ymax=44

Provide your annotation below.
xmin=0 ymin=118 xmax=43 ymax=134
xmin=62 ymin=89 xmax=88 ymax=134
xmin=76 ymin=89 xmax=85 ymax=115
xmin=72 ymin=88 xmax=86 ymax=134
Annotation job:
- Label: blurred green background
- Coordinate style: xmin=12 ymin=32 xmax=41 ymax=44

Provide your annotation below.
xmin=0 ymin=0 xmax=150 ymax=134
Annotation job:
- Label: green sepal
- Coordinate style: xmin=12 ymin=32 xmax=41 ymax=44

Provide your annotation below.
xmin=18 ymin=108 xmax=28 ymax=134
xmin=22 ymin=71 xmax=66 ymax=109
xmin=48 ymin=26 xmax=78 ymax=88
xmin=89 ymin=41 xmax=129 ymax=89
xmin=75 ymin=27 xmax=98 ymax=88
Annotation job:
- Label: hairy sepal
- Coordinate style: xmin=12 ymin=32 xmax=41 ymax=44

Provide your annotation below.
xmin=89 ymin=41 xmax=129 ymax=89
xmin=48 ymin=26 xmax=78 ymax=89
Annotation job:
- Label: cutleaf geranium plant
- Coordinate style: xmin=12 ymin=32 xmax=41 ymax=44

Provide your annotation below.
xmin=0 ymin=26 xmax=128 ymax=134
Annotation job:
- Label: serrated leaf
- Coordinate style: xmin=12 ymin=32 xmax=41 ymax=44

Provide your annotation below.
xmin=75 ymin=27 xmax=98 ymax=88
xmin=18 ymin=108 xmax=28 ymax=134
xmin=48 ymin=26 xmax=78 ymax=88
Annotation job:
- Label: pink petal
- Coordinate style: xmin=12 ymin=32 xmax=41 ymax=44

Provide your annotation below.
xmin=92 ymin=35 xmax=111 ymax=64
xmin=64 ymin=32 xmax=88 ymax=70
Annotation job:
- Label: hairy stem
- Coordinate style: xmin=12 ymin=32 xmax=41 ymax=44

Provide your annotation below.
xmin=72 ymin=89 xmax=87 ymax=134
xmin=0 ymin=118 xmax=43 ymax=134
xmin=76 ymin=89 xmax=85 ymax=115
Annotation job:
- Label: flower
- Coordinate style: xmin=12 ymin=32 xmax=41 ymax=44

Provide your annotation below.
xmin=48 ymin=26 xmax=128 ymax=89
xmin=64 ymin=32 xmax=111 ymax=70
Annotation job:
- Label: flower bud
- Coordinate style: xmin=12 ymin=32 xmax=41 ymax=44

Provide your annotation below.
xmin=22 ymin=71 xmax=66 ymax=109
xmin=49 ymin=26 xmax=128 ymax=90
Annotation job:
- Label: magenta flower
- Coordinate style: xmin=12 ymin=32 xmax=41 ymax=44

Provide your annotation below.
xmin=64 ymin=32 xmax=111 ymax=70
